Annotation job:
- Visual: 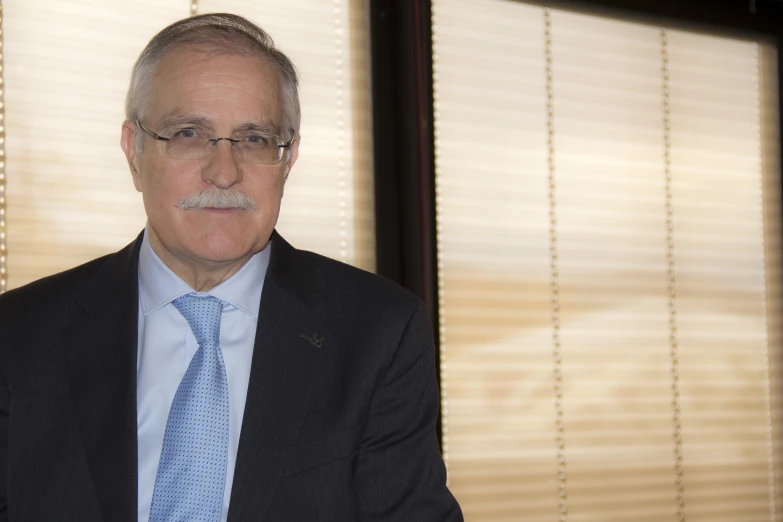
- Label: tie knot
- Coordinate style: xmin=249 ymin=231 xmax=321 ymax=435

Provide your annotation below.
xmin=172 ymin=294 xmax=224 ymax=346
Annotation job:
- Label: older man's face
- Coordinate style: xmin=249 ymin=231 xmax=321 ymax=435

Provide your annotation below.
xmin=122 ymin=48 xmax=297 ymax=274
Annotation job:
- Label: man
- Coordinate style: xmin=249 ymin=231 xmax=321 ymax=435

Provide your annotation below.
xmin=0 ymin=13 xmax=462 ymax=522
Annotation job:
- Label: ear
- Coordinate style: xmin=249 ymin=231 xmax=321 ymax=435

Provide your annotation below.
xmin=283 ymin=136 xmax=300 ymax=183
xmin=120 ymin=120 xmax=142 ymax=192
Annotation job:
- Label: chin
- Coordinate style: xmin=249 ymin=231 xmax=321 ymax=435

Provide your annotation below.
xmin=191 ymin=234 xmax=267 ymax=263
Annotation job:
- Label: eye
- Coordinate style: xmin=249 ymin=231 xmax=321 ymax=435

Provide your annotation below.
xmin=174 ymin=128 xmax=198 ymax=139
xmin=244 ymin=134 xmax=271 ymax=145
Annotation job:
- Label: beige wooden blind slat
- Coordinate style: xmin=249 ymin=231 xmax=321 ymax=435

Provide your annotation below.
xmin=668 ymin=28 xmax=774 ymax=522
xmin=433 ymin=1 xmax=781 ymax=520
xmin=5 ymin=0 xmax=375 ymax=290
xmin=552 ymin=12 xmax=676 ymax=520
xmin=434 ymin=2 xmax=556 ymax=520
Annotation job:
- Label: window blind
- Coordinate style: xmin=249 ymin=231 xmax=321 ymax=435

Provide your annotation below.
xmin=3 ymin=0 xmax=374 ymax=291
xmin=432 ymin=1 xmax=781 ymax=521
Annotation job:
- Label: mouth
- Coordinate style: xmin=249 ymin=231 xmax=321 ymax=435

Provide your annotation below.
xmin=201 ymin=207 xmax=243 ymax=214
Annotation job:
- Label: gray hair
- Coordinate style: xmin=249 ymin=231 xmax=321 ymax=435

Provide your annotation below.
xmin=125 ymin=13 xmax=300 ymax=153
xmin=176 ymin=188 xmax=258 ymax=211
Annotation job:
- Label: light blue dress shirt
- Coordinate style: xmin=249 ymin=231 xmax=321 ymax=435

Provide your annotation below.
xmin=136 ymin=229 xmax=270 ymax=522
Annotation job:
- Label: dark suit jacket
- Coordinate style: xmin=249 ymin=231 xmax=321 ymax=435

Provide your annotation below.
xmin=0 ymin=231 xmax=462 ymax=521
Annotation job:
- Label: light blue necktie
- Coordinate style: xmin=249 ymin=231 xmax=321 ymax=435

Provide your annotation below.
xmin=149 ymin=294 xmax=229 ymax=522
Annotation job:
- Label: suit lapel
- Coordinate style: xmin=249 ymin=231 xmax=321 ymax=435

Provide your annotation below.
xmin=227 ymin=232 xmax=329 ymax=522
xmin=61 ymin=235 xmax=142 ymax=522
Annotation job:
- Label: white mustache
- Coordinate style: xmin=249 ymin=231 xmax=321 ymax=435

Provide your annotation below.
xmin=176 ymin=189 xmax=258 ymax=211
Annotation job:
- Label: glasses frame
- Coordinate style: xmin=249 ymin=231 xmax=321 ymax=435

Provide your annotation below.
xmin=136 ymin=119 xmax=295 ymax=165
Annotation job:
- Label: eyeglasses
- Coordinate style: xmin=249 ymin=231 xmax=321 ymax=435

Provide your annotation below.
xmin=136 ymin=120 xmax=295 ymax=165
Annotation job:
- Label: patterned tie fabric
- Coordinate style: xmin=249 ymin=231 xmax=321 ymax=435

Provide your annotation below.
xmin=149 ymin=294 xmax=229 ymax=522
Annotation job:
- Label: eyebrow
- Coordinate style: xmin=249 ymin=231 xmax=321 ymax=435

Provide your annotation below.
xmin=158 ymin=113 xmax=212 ymax=130
xmin=234 ymin=122 xmax=281 ymax=135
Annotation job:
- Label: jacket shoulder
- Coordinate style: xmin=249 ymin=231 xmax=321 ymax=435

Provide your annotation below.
xmin=0 ymin=254 xmax=113 ymax=316
xmin=293 ymin=249 xmax=422 ymax=310
xmin=0 ymin=233 xmax=142 ymax=317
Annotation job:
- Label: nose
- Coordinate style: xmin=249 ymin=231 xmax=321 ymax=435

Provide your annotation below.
xmin=201 ymin=139 xmax=242 ymax=189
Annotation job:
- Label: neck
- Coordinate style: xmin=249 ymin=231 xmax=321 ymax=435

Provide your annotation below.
xmin=147 ymin=229 xmax=256 ymax=292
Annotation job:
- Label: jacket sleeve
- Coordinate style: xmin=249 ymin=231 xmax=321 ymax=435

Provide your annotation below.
xmin=0 ymin=306 xmax=10 ymax=522
xmin=0 ymin=379 xmax=7 ymax=522
xmin=354 ymin=301 xmax=463 ymax=521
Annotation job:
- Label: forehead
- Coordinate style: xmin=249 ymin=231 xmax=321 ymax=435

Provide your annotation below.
xmin=145 ymin=48 xmax=284 ymax=128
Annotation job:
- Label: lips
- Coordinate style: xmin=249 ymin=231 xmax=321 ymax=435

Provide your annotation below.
xmin=201 ymin=207 xmax=242 ymax=214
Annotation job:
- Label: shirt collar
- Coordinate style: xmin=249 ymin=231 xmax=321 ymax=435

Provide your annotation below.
xmin=138 ymin=227 xmax=270 ymax=318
